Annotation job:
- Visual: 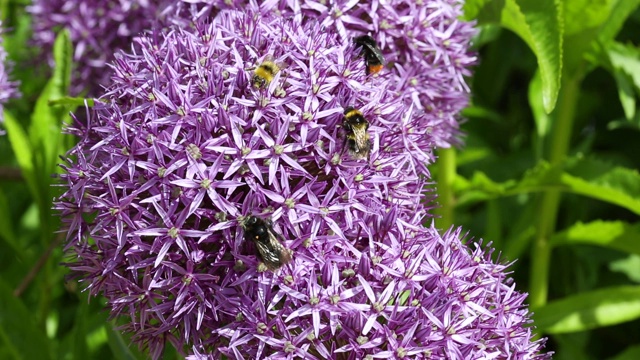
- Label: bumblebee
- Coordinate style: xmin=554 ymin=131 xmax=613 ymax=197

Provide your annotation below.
xmin=342 ymin=107 xmax=371 ymax=160
xmin=251 ymin=56 xmax=283 ymax=90
xmin=240 ymin=216 xmax=292 ymax=270
xmin=353 ymin=35 xmax=385 ymax=75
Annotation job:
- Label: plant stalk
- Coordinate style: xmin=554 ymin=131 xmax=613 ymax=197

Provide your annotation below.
xmin=435 ymin=147 xmax=456 ymax=230
xmin=530 ymin=74 xmax=581 ymax=309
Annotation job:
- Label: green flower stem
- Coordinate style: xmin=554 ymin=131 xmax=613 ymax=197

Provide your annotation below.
xmin=530 ymin=74 xmax=581 ymax=309
xmin=435 ymin=147 xmax=456 ymax=230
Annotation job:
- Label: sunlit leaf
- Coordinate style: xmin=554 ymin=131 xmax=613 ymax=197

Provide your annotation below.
xmin=551 ymin=220 xmax=640 ymax=255
xmin=455 ymin=157 xmax=640 ymax=214
xmin=564 ymin=156 xmax=640 ymax=215
xmin=609 ymin=255 xmax=640 ymax=283
xmin=597 ymin=0 xmax=640 ymax=42
xmin=464 ymin=0 xmax=563 ymax=113
xmin=606 ymin=42 xmax=640 ymax=121
xmin=529 ymin=70 xmax=551 ymax=158
xmin=534 ymin=285 xmax=640 ymax=333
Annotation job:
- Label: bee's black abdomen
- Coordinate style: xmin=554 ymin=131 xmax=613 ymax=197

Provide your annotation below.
xmin=353 ymin=35 xmax=385 ymax=75
xmin=240 ymin=215 xmax=292 ymax=271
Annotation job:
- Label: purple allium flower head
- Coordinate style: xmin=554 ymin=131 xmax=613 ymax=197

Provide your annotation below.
xmin=1 ymin=21 xmax=20 ymax=124
xmin=57 ymin=8 xmax=548 ymax=359
xmin=28 ymin=0 xmax=203 ymax=95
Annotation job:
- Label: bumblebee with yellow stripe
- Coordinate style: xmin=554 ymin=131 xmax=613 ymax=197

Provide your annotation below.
xmin=342 ymin=107 xmax=371 ymax=160
xmin=240 ymin=215 xmax=292 ymax=271
xmin=251 ymin=55 xmax=284 ymax=90
xmin=353 ymin=35 xmax=385 ymax=75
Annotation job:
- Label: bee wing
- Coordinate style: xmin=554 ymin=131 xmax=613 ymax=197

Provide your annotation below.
xmin=279 ymin=248 xmax=293 ymax=265
xmin=263 ymin=54 xmax=275 ymax=63
xmin=353 ymin=127 xmax=371 ymax=151
xmin=364 ymin=45 xmax=385 ymax=65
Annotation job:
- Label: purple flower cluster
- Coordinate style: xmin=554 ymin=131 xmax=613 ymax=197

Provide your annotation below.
xmin=194 ymin=0 xmax=477 ymax=148
xmin=28 ymin=0 xmax=200 ymax=95
xmin=56 ymin=3 xmax=548 ymax=360
xmin=1 ymin=21 xmax=19 ymax=123
xmin=318 ymin=0 xmax=476 ymax=148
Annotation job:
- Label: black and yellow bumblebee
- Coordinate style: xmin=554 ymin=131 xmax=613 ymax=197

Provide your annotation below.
xmin=251 ymin=56 xmax=284 ymax=90
xmin=353 ymin=35 xmax=385 ymax=75
xmin=240 ymin=215 xmax=292 ymax=271
xmin=342 ymin=107 xmax=371 ymax=160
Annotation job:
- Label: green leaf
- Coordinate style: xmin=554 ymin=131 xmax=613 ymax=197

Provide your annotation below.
xmin=564 ymin=156 xmax=640 ymax=215
xmin=612 ymin=67 xmax=636 ymax=120
xmin=465 ymin=0 xmax=563 ymax=113
xmin=609 ymin=344 xmax=640 ymax=360
xmin=564 ymin=0 xmax=612 ymax=36
xmin=551 ymin=220 xmax=640 ymax=255
xmin=105 ymin=324 xmax=143 ymax=360
xmin=49 ymin=97 xmax=96 ymax=108
xmin=597 ymin=0 xmax=640 ymax=43
xmin=609 ymin=255 xmax=640 ymax=283
xmin=454 ymin=162 xmax=553 ymax=206
xmin=563 ymin=0 xmax=640 ymax=78
xmin=52 ymin=29 xmax=72 ymax=97
xmin=455 ymin=157 xmax=640 ymax=214
xmin=0 ymin=189 xmax=20 ymax=254
xmin=529 ymin=70 xmax=552 ymax=158
xmin=534 ymin=285 xmax=640 ymax=333
xmin=2 ymin=111 xmax=38 ymax=201
xmin=462 ymin=0 xmax=493 ymax=19
xmin=562 ymin=0 xmax=614 ymax=74
xmin=606 ymin=42 xmax=640 ymax=120
xmin=0 ymin=279 xmax=52 ymax=360
xmin=29 ymin=30 xmax=72 ymax=177
xmin=72 ymin=302 xmax=89 ymax=360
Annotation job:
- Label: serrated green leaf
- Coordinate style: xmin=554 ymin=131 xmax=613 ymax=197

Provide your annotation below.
xmin=0 ymin=279 xmax=52 ymax=360
xmin=551 ymin=220 xmax=640 ymax=255
xmin=564 ymin=157 xmax=640 ymax=214
xmin=454 ymin=162 xmax=554 ymax=206
xmin=465 ymin=0 xmax=562 ymax=113
xmin=534 ymin=285 xmax=640 ymax=333
xmin=563 ymin=169 xmax=639 ymax=212
xmin=455 ymin=158 xmax=640 ymax=214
